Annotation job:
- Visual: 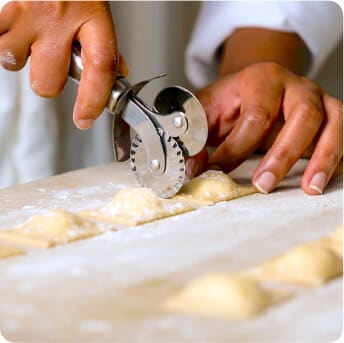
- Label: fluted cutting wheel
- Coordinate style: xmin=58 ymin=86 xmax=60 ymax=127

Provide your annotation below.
xmin=130 ymin=131 xmax=185 ymax=199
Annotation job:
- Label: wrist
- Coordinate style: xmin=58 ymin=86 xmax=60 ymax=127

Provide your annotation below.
xmin=218 ymin=27 xmax=311 ymax=77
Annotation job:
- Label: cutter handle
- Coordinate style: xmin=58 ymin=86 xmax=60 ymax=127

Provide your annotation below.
xmin=69 ymin=42 xmax=132 ymax=114
xmin=69 ymin=43 xmax=83 ymax=82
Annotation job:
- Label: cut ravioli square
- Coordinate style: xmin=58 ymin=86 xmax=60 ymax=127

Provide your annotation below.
xmin=174 ymin=170 xmax=255 ymax=205
xmin=259 ymin=244 xmax=343 ymax=286
xmin=0 ymin=210 xmax=106 ymax=248
xmin=163 ymin=274 xmax=271 ymax=319
xmin=81 ymin=187 xmax=198 ymax=226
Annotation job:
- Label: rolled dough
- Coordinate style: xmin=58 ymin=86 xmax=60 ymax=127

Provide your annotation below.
xmin=81 ymin=187 xmax=197 ymax=226
xmin=174 ymin=170 xmax=255 ymax=205
xmin=0 ymin=245 xmax=23 ymax=259
xmin=259 ymin=244 xmax=343 ymax=286
xmin=0 ymin=210 xmax=106 ymax=248
xmin=163 ymin=274 xmax=271 ymax=319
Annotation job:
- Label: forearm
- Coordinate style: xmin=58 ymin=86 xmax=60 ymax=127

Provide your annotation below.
xmin=218 ymin=27 xmax=312 ymax=77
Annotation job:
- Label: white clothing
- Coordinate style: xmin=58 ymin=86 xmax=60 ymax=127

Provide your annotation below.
xmin=0 ymin=64 xmax=59 ymax=187
xmin=0 ymin=1 xmax=114 ymax=188
xmin=186 ymin=1 xmax=343 ymax=88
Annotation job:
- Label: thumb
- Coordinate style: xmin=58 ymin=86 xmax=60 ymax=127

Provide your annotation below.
xmin=185 ymin=148 xmax=209 ymax=179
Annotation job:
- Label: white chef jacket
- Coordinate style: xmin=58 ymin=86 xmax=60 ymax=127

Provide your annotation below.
xmin=186 ymin=1 xmax=343 ymax=89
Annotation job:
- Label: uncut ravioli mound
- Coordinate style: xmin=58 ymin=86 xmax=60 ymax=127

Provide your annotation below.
xmin=261 ymin=244 xmax=343 ymax=286
xmin=103 ymin=187 xmax=164 ymax=218
xmin=175 ymin=170 xmax=255 ymax=205
xmin=81 ymin=187 xmax=196 ymax=226
xmin=0 ymin=209 xmax=103 ymax=248
xmin=0 ymin=245 xmax=23 ymax=258
xmin=164 ymin=274 xmax=270 ymax=319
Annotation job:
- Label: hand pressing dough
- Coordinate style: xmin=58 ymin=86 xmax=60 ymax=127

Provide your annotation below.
xmin=0 ymin=245 xmax=23 ymax=259
xmin=259 ymin=244 xmax=343 ymax=286
xmin=0 ymin=210 xmax=106 ymax=248
xmin=174 ymin=170 xmax=255 ymax=205
xmin=163 ymin=274 xmax=270 ymax=319
xmin=81 ymin=187 xmax=197 ymax=226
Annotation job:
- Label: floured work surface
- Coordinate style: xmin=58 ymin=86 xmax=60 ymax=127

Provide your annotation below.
xmin=0 ymin=157 xmax=342 ymax=342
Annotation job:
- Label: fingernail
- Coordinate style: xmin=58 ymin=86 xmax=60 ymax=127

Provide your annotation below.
xmin=75 ymin=119 xmax=93 ymax=130
xmin=185 ymin=159 xmax=199 ymax=178
xmin=254 ymin=171 xmax=276 ymax=194
xmin=309 ymin=172 xmax=327 ymax=195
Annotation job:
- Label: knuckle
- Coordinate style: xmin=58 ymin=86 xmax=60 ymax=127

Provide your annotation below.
xmin=300 ymin=77 xmax=322 ymax=93
xmin=262 ymin=62 xmax=284 ymax=74
xmin=246 ymin=106 xmax=274 ymax=131
xmin=196 ymin=88 xmax=213 ymax=114
xmin=323 ymin=148 xmax=342 ymax=166
xmin=2 ymin=1 xmax=21 ymax=15
xmin=246 ymin=62 xmax=284 ymax=76
xmin=272 ymin=145 xmax=293 ymax=165
xmin=88 ymin=50 xmax=117 ymax=73
xmin=295 ymin=103 xmax=323 ymax=124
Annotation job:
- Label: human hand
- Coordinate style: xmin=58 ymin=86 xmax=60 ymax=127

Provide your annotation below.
xmin=186 ymin=62 xmax=343 ymax=195
xmin=0 ymin=1 xmax=128 ymax=129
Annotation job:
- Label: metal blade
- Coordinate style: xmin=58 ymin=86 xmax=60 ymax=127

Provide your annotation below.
xmin=130 ymin=131 xmax=185 ymax=199
xmin=153 ymin=86 xmax=208 ymax=156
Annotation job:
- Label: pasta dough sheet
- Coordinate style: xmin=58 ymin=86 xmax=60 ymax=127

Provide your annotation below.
xmin=81 ymin=187 xmax=198 ymax=226
xmin=0 ymin=210 xmax=107 ymax=248
xmin=0 ymin=245 xmax=23 ymax=259
xmin=255 ymin=244 xmax=343 ymax=287
xmin=174 ymin=170 xmax=255 ymax=205
xmin=163 ymin=274 xmax=285 ymax=320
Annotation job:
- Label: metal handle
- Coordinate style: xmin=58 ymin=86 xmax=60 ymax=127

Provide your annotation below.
xmin=69 ymin=43 xmax=83 ymax=83
xmin=69 ymin=43 xmax=131 ymax=114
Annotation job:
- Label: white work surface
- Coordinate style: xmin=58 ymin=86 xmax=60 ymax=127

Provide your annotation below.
xmin=0 ymin=157 xmax=342 ymax=342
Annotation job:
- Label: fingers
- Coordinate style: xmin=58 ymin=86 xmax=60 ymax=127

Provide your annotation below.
xmin=185 ymin=148 xmax=209 ymax=179
xmin=0 ymin=30 xmax=31 ymax=70
xmin=196 ymin=74 xmax=241 ymax=146
xmin=0 ymin=1 xmax=20 ymax=34
xmin=0 ymin=2 xmax=31 ymax=70
xmin=208 ymin=73 xmax=282 ymax=171
xmin=301 ymin=94 xmax=343 ymax=195
xmin=30 ymin=36 xmax=72 ymax=97
xmin=73 ymin=14 xmax=118 ymax=130
xmin=253 ymin=92 xmax=324 ymax=193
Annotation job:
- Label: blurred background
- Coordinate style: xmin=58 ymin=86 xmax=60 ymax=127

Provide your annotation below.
xmin=0 ymin=1 xmax=342 ymax=189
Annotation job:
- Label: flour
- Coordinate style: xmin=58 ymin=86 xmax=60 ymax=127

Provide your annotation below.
xmin=78 ymin=320 xmax=113 ymax=334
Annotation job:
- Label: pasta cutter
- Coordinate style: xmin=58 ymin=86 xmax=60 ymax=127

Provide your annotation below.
xmin=69 ymin=44 xmax=208 ymax=198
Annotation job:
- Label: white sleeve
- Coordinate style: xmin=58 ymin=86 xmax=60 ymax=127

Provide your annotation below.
xmin=186 ymin=1 xmax=343 ymax=88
